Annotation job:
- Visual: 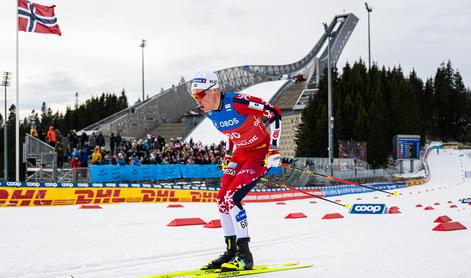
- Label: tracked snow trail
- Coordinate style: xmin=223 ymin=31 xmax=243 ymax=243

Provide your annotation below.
xmin=1 ymin=149 xmax=470 ymax=278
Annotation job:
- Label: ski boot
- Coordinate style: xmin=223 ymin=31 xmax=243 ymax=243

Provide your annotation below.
xmin=201 ymin=236 xmax=237 ymax=270
xmin=221 ymin=237 xmax=253 ymax=271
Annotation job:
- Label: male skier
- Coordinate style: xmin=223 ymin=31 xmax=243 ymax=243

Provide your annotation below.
xmin=190 ymin=71 xmax=282 ymax=271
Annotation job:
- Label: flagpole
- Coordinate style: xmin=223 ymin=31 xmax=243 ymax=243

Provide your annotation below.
xmin=16 ymin=0 xmax=20 ymax=181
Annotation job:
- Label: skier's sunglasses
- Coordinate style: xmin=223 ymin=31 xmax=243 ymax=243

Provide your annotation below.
xmin=191 ymin=83 xmax=216 ymax=101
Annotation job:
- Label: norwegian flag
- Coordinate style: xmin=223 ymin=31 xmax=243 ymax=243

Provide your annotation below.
xmin=18 ymin=0 xmax=61 ymax=36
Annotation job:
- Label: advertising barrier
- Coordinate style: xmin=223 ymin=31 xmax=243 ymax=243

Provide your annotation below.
xmin=244 ymin=188 xmax=324 ymax=203
xmin=319 ymin=182 xmax=407 ymax=197
xmin=0 ymin=177 xmax=425 ymax=207
xmin=461 ymin=198 xmax=471 ymax=204
xmin=90 ymin=164 xmax=281 ymax=182
xmin=0 ymin=186 xmax=218 ymax=207
xmin=0 ymin=184 xmax=321 ymax=207
xmin=349 ymin=204 xmax=388 ymax=214
xmin=406 ymin=179 xmax=429 ymax=186
xmin=90 ymin=165 xmax=184 ymax=182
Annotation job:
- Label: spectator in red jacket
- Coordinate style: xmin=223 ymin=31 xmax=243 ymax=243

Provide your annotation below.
xmin=70 ymin=156 xmax=81 ymax=168
xmin=47 ymin=126 xmax=57 ymax=147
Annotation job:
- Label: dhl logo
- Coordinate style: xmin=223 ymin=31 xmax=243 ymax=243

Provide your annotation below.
xmin=141 ymin=189 xmax=179 ymax=202
xmin=0 ymin=189 xmax=53 ymax=206
xmin=140 ymin=189 xmax=217 ymax=203
xmin=406 ymin=179 xmax=428 ymax=186
xmin=190 ymin=191 xmax=217 ymax=202
xmin=75 ymin=189 xmax=125 ymax=204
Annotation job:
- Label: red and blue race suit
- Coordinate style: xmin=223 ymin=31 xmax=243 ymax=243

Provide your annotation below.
xmin=207 ymin=91 xmax=282 ymax=238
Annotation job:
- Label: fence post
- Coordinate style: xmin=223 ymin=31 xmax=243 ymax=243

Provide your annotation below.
xmin=53 ymin=152 xmax=57 ymax=182
xmin=39 ymin=153 xmax=43 ymax=182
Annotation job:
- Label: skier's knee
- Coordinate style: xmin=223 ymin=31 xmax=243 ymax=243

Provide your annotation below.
xmin=232 ymin=194 xmax=243 ymax=210
xmin=232 ymin=180 xmax=259 ymax=210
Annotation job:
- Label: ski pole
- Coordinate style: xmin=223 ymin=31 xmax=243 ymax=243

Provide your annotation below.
xmin=280 ymin=163 xmax=397 ymax=196
xmin=260 ymin=177 xmax=349 ymax=208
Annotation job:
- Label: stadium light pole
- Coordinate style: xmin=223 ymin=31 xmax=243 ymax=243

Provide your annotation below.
xmin=365 ymin=2 xmax=373 ymax=70
xmin=1 ymin=72 xmax=12 ymax=181
xmin=140 ymin=39 xmax=147 ymax=102
xmin=323 ymin=23 xmax=334 ymax=177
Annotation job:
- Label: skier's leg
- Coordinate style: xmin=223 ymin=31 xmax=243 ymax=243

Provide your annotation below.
xmin=201 ymin=161 xmax=239 ymax=270
xmin=217 ymin=161 xmax=239 ymax=236
xmin=225 ymin=152 xmax=267 ymax=239
xmin=227 ymin=178 xmax=259 ymax=239
xmin=222 ymin=151 xmax=268 ymax=271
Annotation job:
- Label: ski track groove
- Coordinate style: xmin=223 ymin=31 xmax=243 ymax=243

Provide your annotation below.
xmin=43 ymin=223 xmax=355 ymax=277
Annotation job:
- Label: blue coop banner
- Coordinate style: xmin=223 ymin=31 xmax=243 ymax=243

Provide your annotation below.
xmin=178 ymin=165 xmax=201 ymax=179
xmin=90 ymin=165 xmax=279 ymax=182
xmin=155 ymin=165 xmax=180 ymax=180
xmin=199 ymin=165 xmax=223 ymax=178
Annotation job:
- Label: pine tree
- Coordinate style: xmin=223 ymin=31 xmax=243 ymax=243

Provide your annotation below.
xmin=422 ymin=78 xmax=436 ymax=139
xmin=295 ymin=95 xmax=319 ymax=156
xmin=367 ymin=100 xmax=387 ymax=166
xmin=352 ymin=97 xmax=368 ymax=140
xmin=288 ymin=60 xmax=470 ymax=165
xmin=434 ymin=61 xmax=455 ymax=141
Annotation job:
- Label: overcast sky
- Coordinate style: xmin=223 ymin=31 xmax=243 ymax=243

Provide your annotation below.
xmin=0 ymin=0 xmax=470 ymax=119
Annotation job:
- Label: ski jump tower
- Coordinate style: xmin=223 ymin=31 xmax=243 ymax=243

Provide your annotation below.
xmin=79 ymin=13 xmax=358 ymax=148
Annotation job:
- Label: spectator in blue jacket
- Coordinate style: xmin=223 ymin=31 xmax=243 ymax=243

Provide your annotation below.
xmin=72 ymin=148 xmax=79 ymax=159
xmin=64 ymin=146 xmax=73 ymax=163
xmin=80 ymin=143 xmax=90 ymax=167
xmin=117 ymin=153 xmax=126 ymax=166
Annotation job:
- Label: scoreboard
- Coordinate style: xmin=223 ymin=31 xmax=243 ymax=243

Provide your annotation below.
xmin=393 ymin=135 xmax=420 ymax=160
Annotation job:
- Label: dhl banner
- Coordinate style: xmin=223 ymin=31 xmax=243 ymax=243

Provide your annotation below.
xmin=406 ymin=178 xmax=429 ymax=186
xmin=443 ymin=143 xmax=459 ymax=149
xmin=0 ymin=177 xmax=427 ymax=207
xmin=0 ymin=187 xmax=217 ymax=207
xmin=0 ymin=186 xmax=327 ymax=207
xmin=244 ymin=189 xmax=324 ymax=202
xmin=0 ymin=186 xmax=325 ymax=207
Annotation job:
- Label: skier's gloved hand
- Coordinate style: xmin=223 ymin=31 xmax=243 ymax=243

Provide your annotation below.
xmin=221 ymin=154 xmax=232 ymax=170
xmin=264 ymin=149 xmax=280 ymax=168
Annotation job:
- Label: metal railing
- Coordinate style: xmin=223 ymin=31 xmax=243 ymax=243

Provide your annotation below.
xmin=25 ymin=134 xmax=57 ymax=182
xmin=56 ymin=167 xmax=90 ymax=183
xmin=279 ymin=157 xmax=393 ymax=187
xmin=24 ymin=134 xmax=55 ymax=156
xmin=291 ymin=157 xmax=369 ymax=171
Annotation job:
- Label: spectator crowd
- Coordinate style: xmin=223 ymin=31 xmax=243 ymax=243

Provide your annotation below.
xmin=29 ymin=125 xmax=228 ymax=169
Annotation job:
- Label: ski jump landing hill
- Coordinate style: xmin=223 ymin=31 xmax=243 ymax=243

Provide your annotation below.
xmin=78 ymin=13 xmax=359 ymax=142
xmin=0 ymin=144 xmax=470 ymax=278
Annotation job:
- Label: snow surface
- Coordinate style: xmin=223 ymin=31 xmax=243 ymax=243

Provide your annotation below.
xmin=186 ymin=80 xmax=287 ymax=146
xmin=1 ymin=148 xmax=471 ymax=278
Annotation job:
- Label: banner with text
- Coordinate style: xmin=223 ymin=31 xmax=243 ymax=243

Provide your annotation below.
xmin=90 ymin=164 xmax=280 ymax=182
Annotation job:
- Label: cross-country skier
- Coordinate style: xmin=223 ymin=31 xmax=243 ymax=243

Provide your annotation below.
xmin=190 ymin=71 xmax=282 ymax=271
